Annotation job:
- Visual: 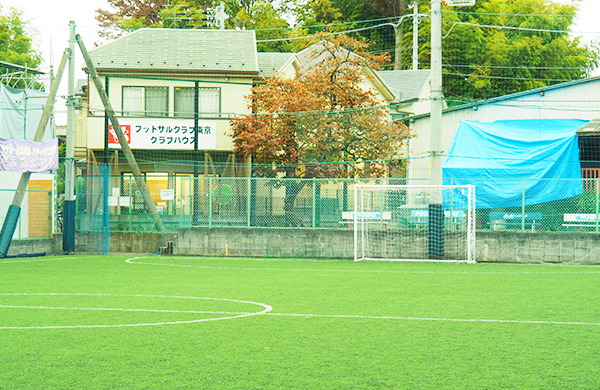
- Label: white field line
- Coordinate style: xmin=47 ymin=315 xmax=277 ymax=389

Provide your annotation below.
xmin=0 ymin=305 xmax=252 ymax=315
xmin=0 ymin=293 xmax=272 ymax=330
xmin=125 ymin=257 xmax=600 ymax=275
xmin=2 ymin=303 xmax=599 ymax=327
xmin=0 ymin=256 xmax=91 ymax=264
xmin=266 ymin=312 xmax=600 ymax=326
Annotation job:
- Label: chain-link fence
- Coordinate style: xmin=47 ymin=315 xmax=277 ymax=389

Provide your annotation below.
xmin=74 ymin=170 xmax=600 ymax=235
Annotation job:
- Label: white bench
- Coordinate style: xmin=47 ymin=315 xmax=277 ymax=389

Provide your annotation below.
xmin=489 ymin=212 xmax=542 ymax=232
xmin=340 ymin=211 xmax=391 ymax=229
xmin=563 ymin=213 xmax=599 ymax=228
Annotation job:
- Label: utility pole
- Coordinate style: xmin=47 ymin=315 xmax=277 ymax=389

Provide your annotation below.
xmin=428 ymin=0 xmax=444 ymax=258
xmin=412 ymin=1 xmax=420 ymax=70
xmin=393 ymin=3 xmax=427 ymax=71
xmin=63 ymin=21 xmax=76 ymax=253
xmin=430 ymin=0 xmax=443 ymax=191
xmin=427 ymin=0 xmax=475 ymax=259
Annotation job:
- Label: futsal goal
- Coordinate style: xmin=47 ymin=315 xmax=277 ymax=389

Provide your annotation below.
xmin=353 ymin=184 xmax=476 ymax=263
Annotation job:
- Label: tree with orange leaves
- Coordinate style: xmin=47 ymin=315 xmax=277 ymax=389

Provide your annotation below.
xmin=232 ymin=33 xmax=412 ymax=178
xmin=231 ymin=34 xmax=413 ymax=225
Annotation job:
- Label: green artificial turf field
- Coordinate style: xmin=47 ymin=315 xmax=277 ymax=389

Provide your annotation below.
xmin=1 ymin=254 xmax=599 ymax=389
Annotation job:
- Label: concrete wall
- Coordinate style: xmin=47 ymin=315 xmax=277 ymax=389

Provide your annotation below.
xmin=74 ymin=232 xmax=177 ymax=254
xmin=172 ymin=228 xmax=600 ymax=265
xmin=477 ymin=232 xmax=600 ymax=264
xmin=6 ymin=229 xmax=600 ymax=265
xmin=6 ymin=235 xmax=63 ymax=257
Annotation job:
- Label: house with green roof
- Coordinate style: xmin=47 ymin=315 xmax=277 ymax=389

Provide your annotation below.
xmin=377 ymin=69 xmax=434 ymax=118
xmin=257 ymin=52 xmax=298 ymax=79
xmin=81 ymin=28 xmax=274 ymax=213
xmin=84 ymin=28 xmax=263 ymax=179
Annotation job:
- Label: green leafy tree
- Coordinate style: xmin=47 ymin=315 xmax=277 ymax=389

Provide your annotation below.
xmin=224 ymin=0 xmax=292 ymax=52
xmin=0 ymin=6 xmax=42 ymax=87
xmin=293 ymin=0 xmax=415 ymax=62
xmin=401 ymin=0 xmax=599 ymax=103
xmin=96 ymin=0 xmax=292 ymax=50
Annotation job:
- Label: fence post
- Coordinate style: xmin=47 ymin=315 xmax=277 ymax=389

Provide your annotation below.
xmin=449 ymin=178 xmax=454 ymax=230
xmin=594 ymin=178 xmax=600 ymax=233
xmin=312 ymin=177 xmax=316 ymax=228
xmin=247 ymin=177 xmax=251 ymax=228
xmin=47 ymin=191 xmax=52 ymax=239
xmin=209 ymin=176 xmax=213 ymax=228
xmin=521 ymin=178 xmax=526 ymax=232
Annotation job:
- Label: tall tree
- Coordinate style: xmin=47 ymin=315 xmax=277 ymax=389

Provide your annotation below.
xmin=96 ymin=0 xmax=292 ymax=50
xmin=293 ymin=0 xmax=414 ymax=61
xmin=403 ymin=0 xmax=599 ymax=102
xmin=96 ymin=0 xmax=168 ymax=40
xmin=0 ymin=6 xmax=42 ymax=78
xmin=231 ymin=34 xmax=412 ymax=225
xmin=224 ymin=0 xmax=292 ymax=52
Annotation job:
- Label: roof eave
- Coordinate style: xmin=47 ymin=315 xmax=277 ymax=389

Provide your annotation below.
xmin=85 ymin=68 xmax=260 ymax=77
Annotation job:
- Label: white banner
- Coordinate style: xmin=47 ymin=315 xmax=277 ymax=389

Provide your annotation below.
xmin=0 ymin=137 xmax=58 ymax=172
xmin=108 ymin=119 xmax=217 ymax=150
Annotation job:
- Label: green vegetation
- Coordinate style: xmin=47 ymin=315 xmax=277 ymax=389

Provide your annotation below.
xmin=2 ymin=255 xmax=600 ymax=388
xmin=0 ymin=5 xmax=42 ymax=88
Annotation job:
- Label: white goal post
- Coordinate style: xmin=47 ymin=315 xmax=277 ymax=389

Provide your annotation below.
xmin=353 ymin=184 xmax=476 ymax=263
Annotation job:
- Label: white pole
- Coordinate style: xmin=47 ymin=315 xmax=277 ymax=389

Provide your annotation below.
xmin=65 ymin=21 xmax=76 ymax=202
xmin=413 ymin=1 xmax=419 ymax=70
xmin=430 ymin=0 xmax=443 ymax=197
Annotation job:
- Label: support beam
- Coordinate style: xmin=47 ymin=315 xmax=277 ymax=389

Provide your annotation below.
xmin=76 ymin=34 xmax=162 ymax=232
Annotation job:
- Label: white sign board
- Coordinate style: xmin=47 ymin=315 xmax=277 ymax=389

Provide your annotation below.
xmin=108 ymin=196 xmax=131 ymax=207
xmin=161 ymin=189 xmax=175 ymax=201
xmin=108 ymin=119 xmax=217 ymax=150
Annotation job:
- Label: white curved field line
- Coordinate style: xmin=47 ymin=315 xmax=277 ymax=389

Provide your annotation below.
xmin=123 ymin=257 xmax=600 ymax=327
xmin=0 ymin=293 xmax=272 ymax=330
xmin=125 ymin=256 xmax=600 ymax=275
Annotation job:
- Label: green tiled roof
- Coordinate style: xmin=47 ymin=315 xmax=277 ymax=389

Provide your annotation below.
xmin=377 ymin=70 xmax=431 ymax=102
xmin=257 ymin=52 xmax=295 ymax=78
xmin=88 ymin=29 xmax=259 ymax=74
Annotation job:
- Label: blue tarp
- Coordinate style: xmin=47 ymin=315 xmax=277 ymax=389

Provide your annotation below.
xmin=442 ymin=119 xmax=586 ymax=209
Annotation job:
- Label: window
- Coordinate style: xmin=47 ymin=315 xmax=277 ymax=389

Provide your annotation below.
xmin=174 ymin=87 xmax=195 ymax=118
xmin=122 ymin=86 xmax=168 ymax=117
xmin=174 ymin=87 xmax=221 ymax=119
xmin=199 ymin=88 xmax=220 ymax=118
xmin=122 ymin=87 xmax=143 ymax=117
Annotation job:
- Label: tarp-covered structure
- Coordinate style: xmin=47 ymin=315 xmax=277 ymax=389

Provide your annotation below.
xmin=442 ymin=119 xmax=586 ymax=209
xmin=0 ymin=84 xmax=53 ymax=241
xmin=0 ymin=83 xmax=51 ymax=141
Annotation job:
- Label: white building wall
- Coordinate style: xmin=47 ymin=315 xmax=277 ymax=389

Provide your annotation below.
xmin=86 ymin=75 xmax=253 ymax=152
xmin=408 ymin=79 xmax=600 ymax=180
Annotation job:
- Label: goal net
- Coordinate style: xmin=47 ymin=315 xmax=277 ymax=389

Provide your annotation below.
xmin=354 ymin=184 xmax=476 ymax=263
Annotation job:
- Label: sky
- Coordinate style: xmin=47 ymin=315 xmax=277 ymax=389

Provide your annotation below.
xmin=2 ymin=0 xmax=600 ymax=124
